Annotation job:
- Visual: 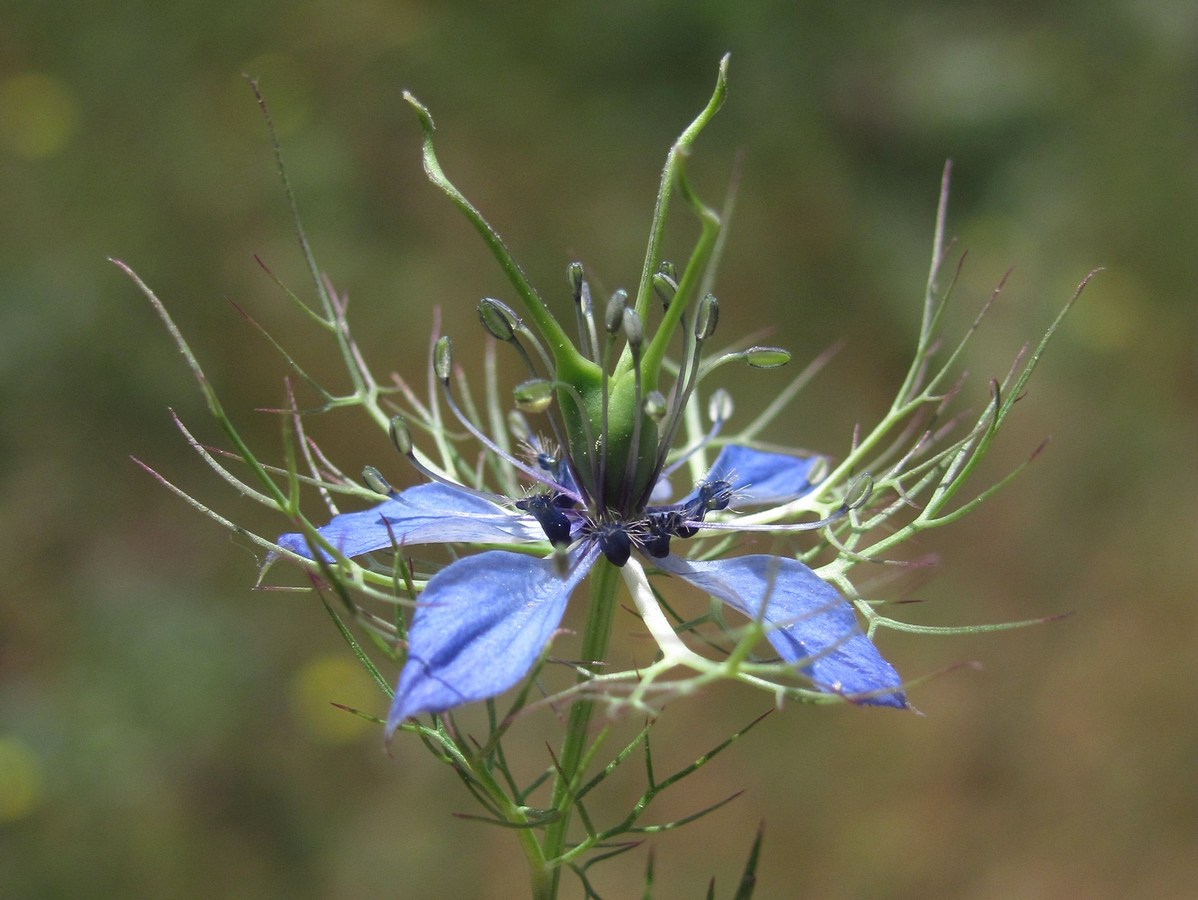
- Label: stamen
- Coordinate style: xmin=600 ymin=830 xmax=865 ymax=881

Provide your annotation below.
xmin=638 ymin=293 xmax=719 ymax=508
xmin=388 ymin=415 xmax=532 ymax=506
xmin=513 ymin=377 xmax=597 ymax=506
xmin=698 ymin=345 xmax=792 ymax=380
xmin=361 ymin=465 xmax=396 ymax=496
xmin=477 ymin=296 xmax=517 ymax=341
xmin=652 ymin=268 xmax=678 ymax=312
xmin=659 ymin=388 xmax=732 ymax=480
xmin=477 ymin=302 xmax=574 ymax=481
xmin=620 ymin=556 xmax=704 ymax=664
xmin=450 ymin=390 xmax=579 ymax=497
xmin=478 ymin=297 xmax=545 ymax=378
xmin=569 ymin=262 xmax=601 ymax=361
xmin=508 ymin=421 xmax=568 ymax=485
xmin=430 ymin=347 xmax=583 ymax=500
xmin=514 ymin=379 xmax=555 ymax=413
xmin=604 ymin=289 xmax=628 ymax=334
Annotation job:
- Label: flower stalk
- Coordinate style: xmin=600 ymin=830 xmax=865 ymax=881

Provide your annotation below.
xmin=541 ymin=556 xmax=621 ymax=896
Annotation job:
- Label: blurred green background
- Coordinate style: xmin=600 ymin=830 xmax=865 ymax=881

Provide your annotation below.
xmin=2 ymin=1 xmax=1195 ymax=897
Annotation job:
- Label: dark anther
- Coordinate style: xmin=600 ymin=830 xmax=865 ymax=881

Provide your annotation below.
xmin=516 ymin=494 xmax=573 ymax=547
xmin=694 ymin=292 xmax=720 ymax=340
xmin=643 ymin=511 xmax=683 ymax=558
xmin=567 ymin=261 xmax=585 ymax=301
xmin=604 ymin=288 xmax=628 ymax=334
xmin=594 ymin=523 xmax=633 ymax=567
xmin=389 ymin=416 xmax=413 ymax=455
xmin=621 ymin=307 xmax=644 ymax=348
xmin=651 ymin=271 xmax=677 ymax=310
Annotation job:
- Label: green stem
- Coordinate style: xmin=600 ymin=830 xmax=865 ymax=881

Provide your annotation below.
xmin=538 ymin=557 xmax=621 ymax=898
xmin=632 ymin=54 xmax=729 ymax=326
xmin=403 ymin=91 xmax=593 ymax=383
xmin=468 ymin=765 xmax=550 ymax=900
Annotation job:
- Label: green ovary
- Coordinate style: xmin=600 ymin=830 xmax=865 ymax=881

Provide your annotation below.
xmin=559 ymin=370 xmax=660 ymax=516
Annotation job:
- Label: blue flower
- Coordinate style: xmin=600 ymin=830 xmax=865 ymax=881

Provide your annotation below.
xmin=263 ymin=115 xmax=914 ymax=730
xmin=279 ymin=441 xmax=908 ymax=738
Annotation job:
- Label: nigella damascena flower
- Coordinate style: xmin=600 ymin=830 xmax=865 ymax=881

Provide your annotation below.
xmin=278 ymin=267 xmax=907 ymax=738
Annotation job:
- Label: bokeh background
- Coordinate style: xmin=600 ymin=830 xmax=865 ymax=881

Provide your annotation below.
xmin=2 ymin=2 xmax=1195 ymax=898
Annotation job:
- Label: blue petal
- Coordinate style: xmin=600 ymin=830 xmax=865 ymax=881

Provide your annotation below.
xmin=386 ymin=544 xmax=601 ymax=734
xmin=277 ymin=482 xmax=542 ymax=560
xmin=655 ymin=554 xmax=907 ymax=707
xmin=694 ymin=445 xmax=822 ymax=506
